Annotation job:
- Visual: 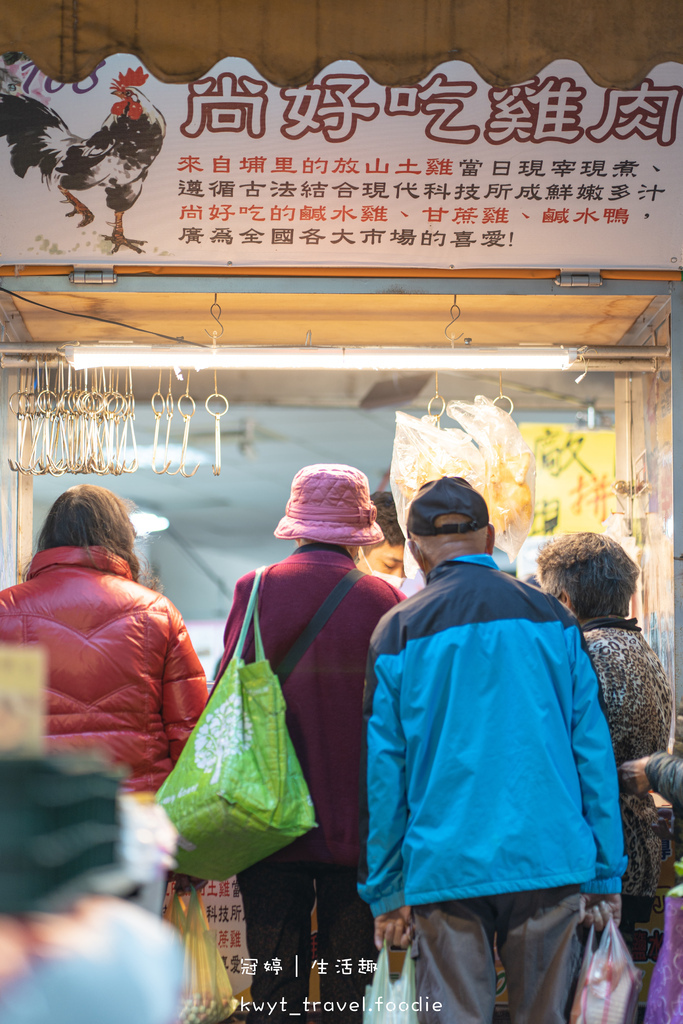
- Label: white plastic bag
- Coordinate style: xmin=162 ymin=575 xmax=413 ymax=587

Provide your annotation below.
xmin=363 ymin=944 xmax=418 ymax=1023
xmin=570 ymin=919 xmax=642 ymax=1024
xmin=446 ymin=396 xmax=535 ymax=560
xmin=390 ymin=410 xmax=486 ymax=576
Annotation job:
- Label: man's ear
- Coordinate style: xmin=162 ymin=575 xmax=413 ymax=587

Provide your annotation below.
xmin=485 ymin=524 xmax=495 ymax=555
xmin=408 ymin=538 xmax=426 ymax=575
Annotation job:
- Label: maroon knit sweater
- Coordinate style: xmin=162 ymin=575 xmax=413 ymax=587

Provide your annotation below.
xmin=216 ymin=544 xmax=403 ymax=866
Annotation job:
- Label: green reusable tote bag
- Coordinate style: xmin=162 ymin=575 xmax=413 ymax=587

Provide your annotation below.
xmin=156 ymin=568 xmax=316 ymax=879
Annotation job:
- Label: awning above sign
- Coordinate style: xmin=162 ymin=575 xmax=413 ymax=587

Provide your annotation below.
xmin=1 ymin=0 xmax=683 ymax=90
xmin=1 ymin=55 xmax=682 ymax=270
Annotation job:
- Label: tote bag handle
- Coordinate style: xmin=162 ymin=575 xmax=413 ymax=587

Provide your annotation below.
xmin=234 ymin=566 xmax=266 ymax=662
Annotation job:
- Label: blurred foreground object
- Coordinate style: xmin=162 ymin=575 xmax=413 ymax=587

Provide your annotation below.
xmin=0 ymin=644 xmax=45 ymax=756
xmin=644 ymin=887 xmax=683 ymax=1022
xmin=0 ymin=756 xmax=184 ymax=1024
xmin=118 ymin=792 xmax=178 ymax=913
xmin=0 ymin=896 xmax=183 ymax=1024
xmin=0 ymin=756 xmax=130 ymax=915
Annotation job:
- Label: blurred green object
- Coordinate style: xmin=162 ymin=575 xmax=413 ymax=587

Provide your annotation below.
xmin=157 ymin=568 xmax=316 ymax=880
xmin=668 ymin=857 xmax=683 ymax=896
xmin=0 ymin=755 xmax=129 ymax=913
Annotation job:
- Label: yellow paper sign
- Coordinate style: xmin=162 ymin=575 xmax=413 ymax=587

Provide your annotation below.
xmin=519 ymin=424 xmax=616 ymax=536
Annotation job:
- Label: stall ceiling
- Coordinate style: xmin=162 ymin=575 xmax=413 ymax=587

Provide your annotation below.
xmin=17 ymin=291 xmax=653 ymax=349
xmin=5 ymin=287 xmax=650 ymax=410
xmin=1 ymin=0 xmax=682 ymax=88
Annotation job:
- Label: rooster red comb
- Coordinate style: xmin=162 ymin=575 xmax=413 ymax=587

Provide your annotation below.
xmin=111 ymin=67 xmax=148 ymax=92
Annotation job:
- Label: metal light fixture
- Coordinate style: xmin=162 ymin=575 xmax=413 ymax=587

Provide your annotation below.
xmin=65 ymin=345 xmax=578 ymax=372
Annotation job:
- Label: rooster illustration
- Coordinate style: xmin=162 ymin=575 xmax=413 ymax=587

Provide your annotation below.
xmin=0 ymin=65 xmax=166 ymax=253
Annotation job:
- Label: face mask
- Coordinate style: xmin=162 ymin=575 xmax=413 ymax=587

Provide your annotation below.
xmin=359 ymin=550 xmax=404 ymax=588
xmin=371 ymin=569 xmax=404 ymax=589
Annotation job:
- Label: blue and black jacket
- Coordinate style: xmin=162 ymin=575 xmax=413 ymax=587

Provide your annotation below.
xmin=358 ymin=554 xmax=627 ymax=917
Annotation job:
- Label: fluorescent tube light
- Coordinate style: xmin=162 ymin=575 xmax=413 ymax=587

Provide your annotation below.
xmin=65 ymin=345 xmax=576 ymax=372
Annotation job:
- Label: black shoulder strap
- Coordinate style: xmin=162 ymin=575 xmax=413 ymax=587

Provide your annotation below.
xmin=275 ymin=568 xmax=364 ymax=684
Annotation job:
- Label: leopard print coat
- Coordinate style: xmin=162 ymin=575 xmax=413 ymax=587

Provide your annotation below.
xmin=583 ymin=619 xmax=672 ymax=897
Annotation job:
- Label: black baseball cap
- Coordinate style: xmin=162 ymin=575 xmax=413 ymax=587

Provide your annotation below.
xmin=407 ymin=476 xmax=489 ymax=536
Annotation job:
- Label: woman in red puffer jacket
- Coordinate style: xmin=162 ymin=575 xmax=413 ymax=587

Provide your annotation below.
xmin=0 ymin=485 xmax=207 ymax=792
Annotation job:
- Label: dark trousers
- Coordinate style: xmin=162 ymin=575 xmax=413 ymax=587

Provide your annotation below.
xmin=412 ymin=885 xmax=583 ymax=1024
xmin=237 ymin=861 xmax=376 ymax=1024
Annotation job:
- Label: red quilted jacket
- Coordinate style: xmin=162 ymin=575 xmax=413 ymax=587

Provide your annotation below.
xmin=0 ymin=546 xmax=207 ymax=792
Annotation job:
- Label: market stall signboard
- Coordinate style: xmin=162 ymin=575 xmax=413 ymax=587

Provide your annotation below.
xmin=1 ymin=55 xmax=682 ymax=268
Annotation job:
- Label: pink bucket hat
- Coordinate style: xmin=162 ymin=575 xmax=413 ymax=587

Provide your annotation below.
xmin=275 ymin=464 xmax=384 ymax=546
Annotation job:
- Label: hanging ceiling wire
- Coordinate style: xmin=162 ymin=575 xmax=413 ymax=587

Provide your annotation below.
xmin=0 ymin=285 xmax=210 ymax=348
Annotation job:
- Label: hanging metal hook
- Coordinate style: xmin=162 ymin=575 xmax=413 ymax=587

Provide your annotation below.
xmin=164 ymin=369 xmax=182 ymax=476
xmin=120 ymin=367 xmax=138 ymax=474
xmin=176 ymin=371 xmax=200 ymax=478
xmin=426 ymin=370 xmax=446 ymax=426
xmin=151 ymin=369 xmax=171 ymax=474
xmin=205 ymin=366 xmax=229 ymax=476
xmin=492 ymin=370 xmax=514 ymax=414
xmin=204 ymin=292 xmax=225 ymax=339
xmin=444 ymin=295 xmax=464 ymax=344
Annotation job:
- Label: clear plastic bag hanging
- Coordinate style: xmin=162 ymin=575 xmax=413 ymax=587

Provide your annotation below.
xmin=446 ymin=395 xmax=536 ymax=561
xmin=390 ymin=410 xmax=486 ymax=576
xmin=390 ymin=397 xmax=536 ymax=567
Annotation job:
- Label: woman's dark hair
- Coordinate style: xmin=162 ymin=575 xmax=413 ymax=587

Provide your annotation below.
xmin=37 ymin=485 xmax=141 ymax=581
xmin=536 ymin=531 xmax=639 ymax=620
xmin=370 ymin=491 xmax=405 ymax=548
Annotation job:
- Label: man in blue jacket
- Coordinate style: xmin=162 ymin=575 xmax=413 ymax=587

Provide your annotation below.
xmin=359 ymin=476 xmax=626 ymax=1024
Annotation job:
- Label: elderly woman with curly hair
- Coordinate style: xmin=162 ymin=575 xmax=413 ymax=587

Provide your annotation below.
xmin=536 ymin=532 xmax=672 ymax=950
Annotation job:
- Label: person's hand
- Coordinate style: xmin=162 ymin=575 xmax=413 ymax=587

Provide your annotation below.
xmin=618 ymin=757 xmax=651 ymax=797
xmin=652 ymin=817 xmax=674 ymax=841
xmin=580 ymin=893 xmax=621 ymax=930
xmin=173 ymin=873 xmax=208 ymax=894
xmin=374 ymin=907 xmax=412 ymax=950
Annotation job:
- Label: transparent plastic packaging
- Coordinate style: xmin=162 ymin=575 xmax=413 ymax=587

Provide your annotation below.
xmin=570 ymin=920 xmax=642 ymax=1024
xmin=390 ymin=399 xmax=535 ymax=567
xmin=446 ymin=396 xmax=536 ymax=561
xmin=167 ymin=888 xmax=237 ymax=1024
xmin=390 ymin=410 xmax=486 ymax=576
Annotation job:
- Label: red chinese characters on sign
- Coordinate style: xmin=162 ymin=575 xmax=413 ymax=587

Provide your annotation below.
xmin=485 ymin=77 xmax=586 ymax=145
xmin=385 ymin=74 xmax=480 ymax=143
xmin=178 ymin=68 xmax=683 ymax=148
xmin=587 ymin=79 xmax=683 ymax=146
xmin=280 ymin=75 xmax=380 ymax=144
xmin=181 ymin=73 xmax=268 ymax=139
xmin=542 ymin=208 xmax=570 ymax=223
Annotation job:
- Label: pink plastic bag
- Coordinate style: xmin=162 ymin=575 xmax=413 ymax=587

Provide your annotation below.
xmin=570 ymin=918 xmax=642 ymax=1024
xmin=644 ymin=897 xmax=683 ymax=1024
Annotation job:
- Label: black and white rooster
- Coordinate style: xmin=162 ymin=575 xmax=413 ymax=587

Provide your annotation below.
xmin=0 ymin=65 xmax=166 ymax=253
